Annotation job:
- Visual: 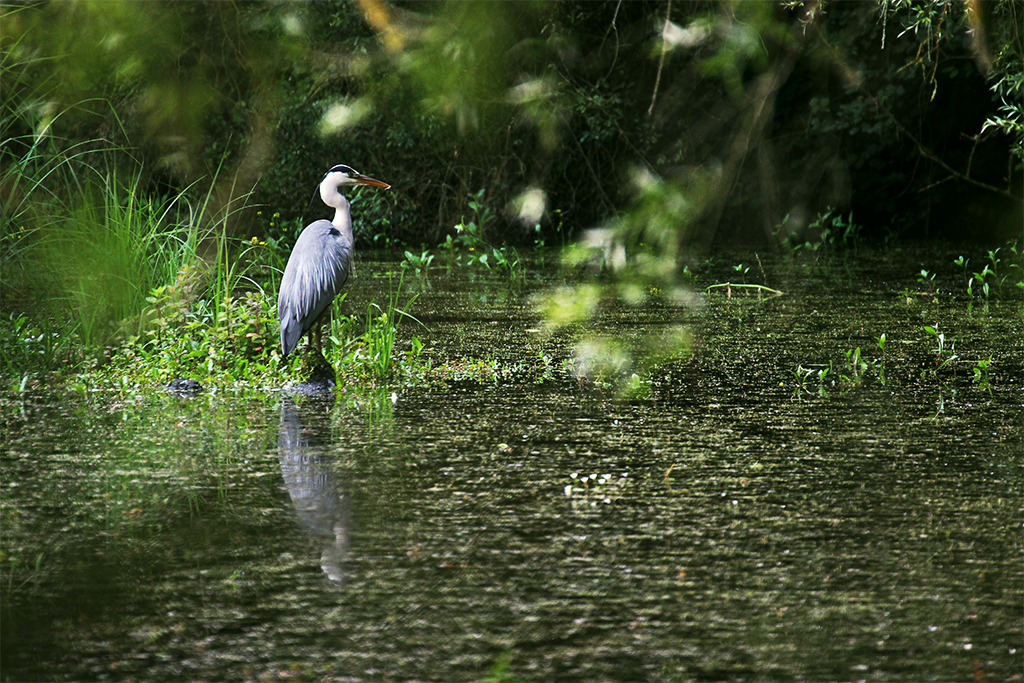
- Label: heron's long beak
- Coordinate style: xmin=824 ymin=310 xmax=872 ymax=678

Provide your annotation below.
xmin=354 ymin=174 xmax=390 ymax=189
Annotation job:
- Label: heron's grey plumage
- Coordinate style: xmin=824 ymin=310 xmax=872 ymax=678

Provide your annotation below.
xmin=278 ymin=217 xmax=352 ymax=356
xmin=278 ymin=165 xmax=389 ymax=358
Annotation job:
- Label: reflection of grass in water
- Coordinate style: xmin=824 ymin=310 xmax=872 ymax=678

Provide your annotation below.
xmin=1 ymin=392 xmax=279 ymax=604
xmin=479 ymin=651 xmax=529 ymax=683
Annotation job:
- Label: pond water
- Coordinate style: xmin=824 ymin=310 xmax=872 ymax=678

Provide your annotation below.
xmin=2 ymin=246 xmax=1022 ymax=682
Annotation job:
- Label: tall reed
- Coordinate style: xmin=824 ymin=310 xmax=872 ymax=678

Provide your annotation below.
xmin=0 ymin=116 xmax=260 ymax=374
xmin=325 ymin=272 xmax=422 ymax=380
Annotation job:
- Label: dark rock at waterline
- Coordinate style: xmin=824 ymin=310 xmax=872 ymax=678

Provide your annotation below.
xmin=285 ymin=352 xmax=337 ymax=395
xmin=165 ymin=378 xmax=204 ymax=395
xmin=283 ymin=380 xmax=336 ymax=396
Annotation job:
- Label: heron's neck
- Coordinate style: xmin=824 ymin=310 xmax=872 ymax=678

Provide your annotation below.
xmin=322 ymin=187 xmax=353 ymax=241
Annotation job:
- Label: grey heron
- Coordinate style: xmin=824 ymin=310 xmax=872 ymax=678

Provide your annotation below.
xmin=278 ymin=164 xmax=390 ymax=358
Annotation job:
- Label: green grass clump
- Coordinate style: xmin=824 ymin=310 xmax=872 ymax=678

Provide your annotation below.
xmin=0 ymin=122 xmax=297 ymax=392
xmin=775 ymin=207 xmax=862 ymax=253
xmin=89 ymin=272 xmax=283 ymax=392
xmin=2 ymin=133 xmax=200 ymax=380
xmin=319 ymin=274 xmax=427 ymax=384
xmin=401 ymin=189 xmax=527 ymax=283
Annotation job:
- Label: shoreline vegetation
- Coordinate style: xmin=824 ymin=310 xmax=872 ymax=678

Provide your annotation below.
xmin=1 ymin=147 xmax=1020 ymax=399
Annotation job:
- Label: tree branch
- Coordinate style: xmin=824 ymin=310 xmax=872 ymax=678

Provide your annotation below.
xmin=859 ymin=79 xmax=1021 ymax=203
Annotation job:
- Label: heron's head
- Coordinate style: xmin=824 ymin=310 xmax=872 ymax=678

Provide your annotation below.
xmin=318 ymin=165 xmax=390 ymax=210
xmin=322 ymin=165 xmax=390 ymax=191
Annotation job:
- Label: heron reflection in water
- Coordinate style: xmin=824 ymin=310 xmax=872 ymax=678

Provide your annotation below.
xmin=278 ymin=396 xmax=349 ymax=582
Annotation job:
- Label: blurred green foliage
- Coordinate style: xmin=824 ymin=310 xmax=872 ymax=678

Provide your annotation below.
xmin=3 ymin=0 xmax=1019 ymax=246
